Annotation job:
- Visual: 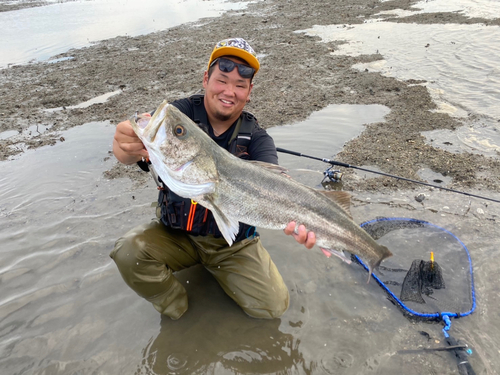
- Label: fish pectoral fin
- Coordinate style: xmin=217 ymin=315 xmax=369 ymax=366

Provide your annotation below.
xmin=317 ymin=190 xmax=353 ymax=219
xmin=206 ymin=200 xmax=240 ymax=247
xmin=320 ymin=248 xmax=352 ymax=265
xmin=245 ymin=160 xmax=289 ymax=175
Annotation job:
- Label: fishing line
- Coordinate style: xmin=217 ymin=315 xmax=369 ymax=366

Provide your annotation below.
xmin=276 ymin=147 xmax=500 ymax=204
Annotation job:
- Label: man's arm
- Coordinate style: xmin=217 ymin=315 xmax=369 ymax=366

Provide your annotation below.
xmin=113 ymin=118 xmax=149 ymax=164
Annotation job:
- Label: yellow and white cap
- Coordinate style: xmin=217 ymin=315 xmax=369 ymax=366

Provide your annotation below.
xmin=207 ymin=38 xmax=260 ymax=73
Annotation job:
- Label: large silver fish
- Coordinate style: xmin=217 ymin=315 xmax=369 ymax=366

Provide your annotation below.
xmin=131 ymin=100 xmax=392 ymax=281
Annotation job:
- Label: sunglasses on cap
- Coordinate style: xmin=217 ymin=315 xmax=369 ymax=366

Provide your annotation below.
xmin=209 ymin=57 xmax=256 ymax=79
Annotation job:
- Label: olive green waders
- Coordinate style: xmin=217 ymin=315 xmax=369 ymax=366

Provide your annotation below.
xmin=110 ymin=220 xmax=289 ymax=320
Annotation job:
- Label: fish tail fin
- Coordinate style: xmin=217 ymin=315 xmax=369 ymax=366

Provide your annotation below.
xmin=366 ymin=244 xmax=393 ymax=284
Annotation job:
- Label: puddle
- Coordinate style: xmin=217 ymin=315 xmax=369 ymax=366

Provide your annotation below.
xmin=0 ymin=130 xmax=18 ymax=140
xmin=0 ymin=0 xmax=252 ymax=68
xmin=45 ymin=90 xmax=122 ymax=112
xmin=417 ymin=167 xmax=453 ymax=186
xmin=299 ymin=22 xmax=500 ymax=120
xmin=267 ymin=103 xmax=390 ymax=176
xmin=423 ymin=117 xmax=500 ymax=157
xmin=24 ymin=123 xmax=53 ymax=135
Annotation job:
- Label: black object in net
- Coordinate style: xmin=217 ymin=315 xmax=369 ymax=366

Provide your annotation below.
xmin=400 ymin=259 xmax=445 ymax=304
xmin=357 ymin=217 xmax=475 ymax=319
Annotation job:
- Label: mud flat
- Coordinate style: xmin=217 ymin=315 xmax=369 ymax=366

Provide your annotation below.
xmin=1 ymin=0 xmax=499 ymax=195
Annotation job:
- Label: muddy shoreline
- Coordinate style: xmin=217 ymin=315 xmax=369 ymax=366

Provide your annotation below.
xmin=1 ymin=0 xmax=499 ymax=194
xmin=0 ymin=0 xmax=48 ymax=13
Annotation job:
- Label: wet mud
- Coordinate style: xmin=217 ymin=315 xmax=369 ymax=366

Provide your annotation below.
xmin=0 ymin=0 xmax=48 ymax=13
xmin=1 ymin=0 xmax=499 ymax=196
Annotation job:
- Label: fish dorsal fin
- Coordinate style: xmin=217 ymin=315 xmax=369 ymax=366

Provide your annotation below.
xmin=318 ymin=190 xmax=353 ymax=219
xmin=245 ymin=160 xmax=289 ymax=175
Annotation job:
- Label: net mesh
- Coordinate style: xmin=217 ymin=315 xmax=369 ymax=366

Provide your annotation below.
xmin=400 ymin=259 xmax=445 ymax=304
xmin=360 ymin=218 xmax=474 ymax=317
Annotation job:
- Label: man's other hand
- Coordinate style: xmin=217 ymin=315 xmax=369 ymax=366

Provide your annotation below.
xmin=284 ymin=222 xmax=316 ymax=249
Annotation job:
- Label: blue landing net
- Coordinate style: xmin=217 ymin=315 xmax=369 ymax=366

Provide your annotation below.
xmin=358 ymin=217 xmax=476 ymax=322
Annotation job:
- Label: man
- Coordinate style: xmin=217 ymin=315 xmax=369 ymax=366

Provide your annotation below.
xmin=111 ymin=38 xmax=315 ymax=320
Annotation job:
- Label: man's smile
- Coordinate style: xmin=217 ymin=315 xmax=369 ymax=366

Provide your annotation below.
xmin=219 ymin=98 xmax=234 ymax=106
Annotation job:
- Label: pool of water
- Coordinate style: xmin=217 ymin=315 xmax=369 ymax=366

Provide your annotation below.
xmin=299 ymin=22 xmax=500 ymax=121
xmin=0 ymin=0 xmax=250 ymax=68
xmin=1 ymin=0 xmax=499 ymax=373
xmin=298 ymin=0 xmax=500 ymax=160
xmin=267 ymin=103 xmax=391 ymax=174
xmin=376 ymin=0 xmax=500 ymax=20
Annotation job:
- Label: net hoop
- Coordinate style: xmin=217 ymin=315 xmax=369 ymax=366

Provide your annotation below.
xmin=358 ymin=217 xmax=476 ymax=321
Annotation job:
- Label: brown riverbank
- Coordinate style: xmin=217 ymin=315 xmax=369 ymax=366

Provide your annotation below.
xmin=1 ymin=0 xmax=499 ymax=195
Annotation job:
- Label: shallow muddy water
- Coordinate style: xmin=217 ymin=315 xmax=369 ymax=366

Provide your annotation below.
xmin=1 ymin=107 xmax=500 ymax=374
xmin=268 ymin=103 xmax=391 ymax=172
xmin=0 ymin=0 xmax=250 ymax=68
xmin=301 ymin=22 xmax=500 ymax=121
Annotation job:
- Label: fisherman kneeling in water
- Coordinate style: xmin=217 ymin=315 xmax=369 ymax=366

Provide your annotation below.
xmin=111 ymin=38 xmax=315 ymax=320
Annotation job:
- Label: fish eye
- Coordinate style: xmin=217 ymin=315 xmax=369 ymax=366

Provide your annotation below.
xmin=174 ymin=125 xmax=186 ymax=137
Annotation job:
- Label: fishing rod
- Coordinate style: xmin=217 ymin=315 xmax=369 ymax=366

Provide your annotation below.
xmin=276 ymin=147 xmax=500 ymax=204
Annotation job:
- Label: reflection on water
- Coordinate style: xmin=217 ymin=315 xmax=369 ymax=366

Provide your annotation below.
xmin=0 ymin=0 xmax=250 ymax=68
xmin=376 ymin=0 xmax=500 ymax=20
xmin=268 ymin=103 xmax=390 ymax=178
xmin=44 ymin=89 xmax=122 ymax=112
xmin=300 ymin=23 xmax=500 ymax=121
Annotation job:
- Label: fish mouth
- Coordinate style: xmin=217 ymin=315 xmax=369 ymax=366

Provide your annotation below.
xmin=135 ymin=115 xmax=151 ymax=130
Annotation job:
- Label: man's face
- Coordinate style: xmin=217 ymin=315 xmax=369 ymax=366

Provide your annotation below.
xmin=203 ymin=56 xmax=253 ymax=124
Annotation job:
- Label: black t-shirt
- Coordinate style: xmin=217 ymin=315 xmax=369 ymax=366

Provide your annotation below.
xmin=171 ymin=97 xmax=278 ymax=164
